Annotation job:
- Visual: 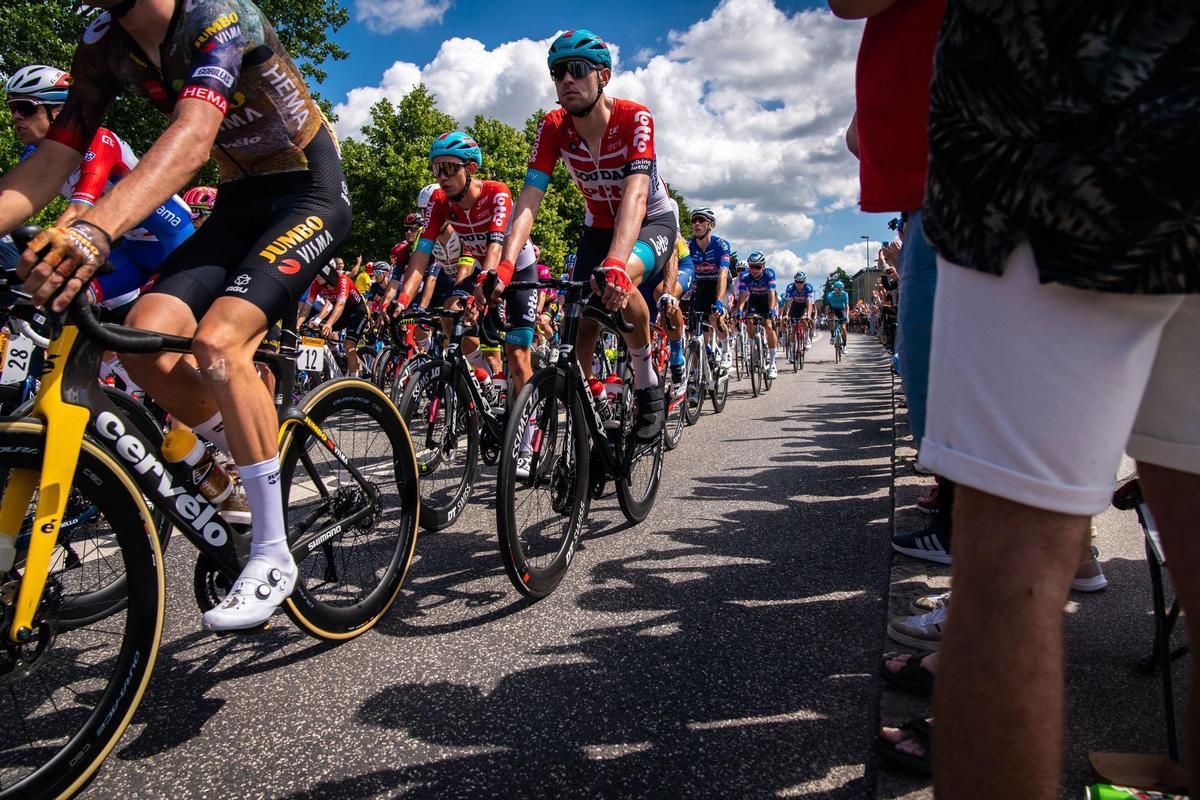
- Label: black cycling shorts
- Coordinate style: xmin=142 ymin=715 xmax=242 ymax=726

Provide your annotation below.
xmin=148 ymin=126 xmax=351 ymax=326
xmin=504 ymin=262 xmax=539 ymax=331
xmin=690 ymin=281 xmax=723 ymax=316
xmin=428 ymin=268 xmax=456 ymax=309
xmin=332 ymin=301 xmax=368 ymax=339
xmin=831 ymin=308 xmax=848 ymax=322
xmin=745 ymin=294 xmax=772 ymax=318
xmin=571 ymin=212 xmax=677 ymax=307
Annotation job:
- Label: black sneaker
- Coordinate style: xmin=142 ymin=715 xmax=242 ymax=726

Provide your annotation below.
xmin=632 ymin=385 xmax=665 ymax=444
xmin=891 ymin=522 xmax=952 ymax=565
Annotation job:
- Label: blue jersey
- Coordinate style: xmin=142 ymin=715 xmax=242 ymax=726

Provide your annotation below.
xmin=737 ymin=267 xmax=776 ymax=295
xmin=688 ymin=235 xmax=731 ymax=283
xmin=825 ymin=290 xmax=850 ymax=310
xmin=785 ymin=282 xmax=815 ymax=304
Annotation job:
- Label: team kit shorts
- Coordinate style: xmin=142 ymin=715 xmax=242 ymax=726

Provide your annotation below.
xmin=570 ymin=211 xmax=677 ymax=309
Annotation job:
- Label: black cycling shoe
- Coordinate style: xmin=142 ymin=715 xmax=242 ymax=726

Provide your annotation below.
xmin=633 ymin=385 xmax=665 ymax=444
xmin=670 ymin=364 xmax=684 ymax=385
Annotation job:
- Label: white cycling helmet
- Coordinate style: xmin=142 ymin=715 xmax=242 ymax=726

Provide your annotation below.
xmin=417 ymin=183 xmax=439 ymax=210
xmin=5 ymin=65 xmax=71 ymax=105
xmin=690 ymin=207 xmax=716 ymax=225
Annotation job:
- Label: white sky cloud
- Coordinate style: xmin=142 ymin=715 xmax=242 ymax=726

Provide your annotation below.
xmin=354 ymin=0 xmax=452 ymax=34
xmin=333 ymin=0 xmax=866 ymax=255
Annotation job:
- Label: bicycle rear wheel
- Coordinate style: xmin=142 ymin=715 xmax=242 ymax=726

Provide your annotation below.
xmin=710 ymin=366 xmax=728 ymax=413
xmin=0 ymin=421 xmax=164 ymax=800
xmin=278 ymin=379 xmax=419 ymax=639
xmin=396 ymin=361 xmax=478 ymax=532
xmin=749 ymin=338 xmax=761 ymax=397
xmin=683 ymin=340 xmax=704 ymax=426
xmin=496 ymin=368 xmax=589 ymax=599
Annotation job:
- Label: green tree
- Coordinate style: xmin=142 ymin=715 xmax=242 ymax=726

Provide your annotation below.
xmin=338 ymin=88 xmax=457 ymax=258
xmin=515 ymin=109 xmax=585 ymax=273
xmin=667 ymin=185 xmax=693 ymax=241
xmin=823 ymin=267 xmax=855 ymax=304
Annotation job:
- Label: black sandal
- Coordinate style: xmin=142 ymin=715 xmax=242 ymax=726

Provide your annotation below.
xmin=880 ymin=652 xmax=934 ymax=695
xmin=875 ymin=717 xmax=932 ymax=775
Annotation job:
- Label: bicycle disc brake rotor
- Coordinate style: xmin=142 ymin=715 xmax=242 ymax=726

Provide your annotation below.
xmin=0 ymin=578 xmax=60 ymax=685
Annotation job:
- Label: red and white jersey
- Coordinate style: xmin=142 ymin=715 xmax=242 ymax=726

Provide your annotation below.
xmin=62 ymin=127 xmax=190 ymax=243
xmin=304 ymin=274 xmax=363 ymax=308
xmin=526 ymin=98 xmax=673 ymax=229
xmin=419 ymin=180 xmax=534 ymax=267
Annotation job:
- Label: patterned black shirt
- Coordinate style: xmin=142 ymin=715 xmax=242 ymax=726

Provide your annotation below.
xmin=923 ymin=2 xmax=1200 ymax=294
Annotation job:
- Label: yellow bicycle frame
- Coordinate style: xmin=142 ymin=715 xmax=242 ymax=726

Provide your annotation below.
xmin=4 ymin=325 xmax=92 ymax=643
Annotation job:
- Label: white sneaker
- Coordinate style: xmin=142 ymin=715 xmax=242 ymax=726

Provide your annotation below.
xmin=515 ymin=454 xmax=532 ymax=480
xmin=886 ymin=605 xmax=947 ymax=651
xmin=720 ymin=352 xmax=732 ymax=370
xmin=767 ymin=364 xmax=778 ymax=379
xmin=201 ymin=556 xmax=297 ymax=631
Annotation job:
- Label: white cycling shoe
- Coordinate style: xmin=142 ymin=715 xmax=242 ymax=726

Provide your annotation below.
xmin=720 ymin=353 xmax=733 ymax=370
xmin=767 ymin=364 xmax=779 ymax=379
xmin=202 ymin=556 xmax=297 ymax=631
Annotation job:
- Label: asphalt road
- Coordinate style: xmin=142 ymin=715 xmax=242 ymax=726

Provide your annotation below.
xmin=85 ymin=334 xmax=895 ymax=799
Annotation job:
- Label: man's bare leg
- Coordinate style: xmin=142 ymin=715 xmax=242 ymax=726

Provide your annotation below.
xmin=934 ymin=487 xmax=1088 ymax=800
xmin=1137 ymin=462 xmax=1200 ymax=793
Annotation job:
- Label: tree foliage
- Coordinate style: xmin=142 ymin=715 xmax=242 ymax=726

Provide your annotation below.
xmin=823 ymin=267 xmax=855 ymax=304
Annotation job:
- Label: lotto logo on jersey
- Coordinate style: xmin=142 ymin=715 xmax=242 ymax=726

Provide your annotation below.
xmin=492 ymin=194 xmax=509 ymax=228
xmin=259 ymin=216 xmax=326 ymax=263
xmin=632 ymin=111 xmax=653 ymax=153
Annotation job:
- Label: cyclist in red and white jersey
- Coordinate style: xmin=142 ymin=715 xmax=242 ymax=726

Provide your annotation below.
xmin=298 ymin=262 xmax=368 ymax=376
xmin=496 ymin=29 xmax=675 ymax=444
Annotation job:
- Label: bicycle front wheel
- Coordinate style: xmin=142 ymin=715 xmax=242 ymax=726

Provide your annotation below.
xmin=749 ymin=339 xmax=761 ymax=397
xmin=683 ymin=340 xmax=704 ymax=426
xmin=279 ymin=379 xmax=419 ymax=639
xmin=0 ymin=421 xmax=164 ymax=800
xmin=496 ymin=368 xmax=590 ymax=599
xmin=397 ymin=361 xmax=478 ymax=532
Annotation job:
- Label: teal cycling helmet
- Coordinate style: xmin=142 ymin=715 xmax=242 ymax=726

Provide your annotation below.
xmin=833 ymin=280 xmax=845 ymax=289
xmin=794 ymin=272 xmax=807 ymax=283
xmin=547 ymin=29 xmax=613 ymax=69
xmin=429 ymin=131 xmax=482 ymax=169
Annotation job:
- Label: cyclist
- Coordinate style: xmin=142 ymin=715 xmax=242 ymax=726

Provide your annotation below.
xmin=496 ymin=29 xmax=675 ymax=444
xmin=687 ymin=206 xmax=733 ymax=370
xmin=3 ymin=0 xmax=351 ymax=631
xmin=182 ymin=186 xmax=217 ymax=229
xmin=734 ymin=251 xmax=779 ymax=378
xmin=389 ymin=212 xmax=422 ymax=276
xmin=826 ymin=280 xmax=851 ymax=347
xmin=782 ymin=271 xmax=816 ymax=359
xmin=5 ymin=64 xmax=195 ymax=313
xmin=298 ymin=261 xmax=369 ymax=377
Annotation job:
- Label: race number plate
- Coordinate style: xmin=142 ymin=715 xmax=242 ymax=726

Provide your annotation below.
xmin=298 ymin=337 xmax=326 ymax=372
xmin=0 ymin=334 xmax=34 ymax=385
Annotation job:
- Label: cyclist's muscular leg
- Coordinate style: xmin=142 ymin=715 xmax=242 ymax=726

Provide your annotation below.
xmin=122 ymin=294 xmax=219 ymax=424
xmin=191 ymin=297 xmax=277 ymax=466
xmin=766 ymin=319 xmax=778 ymax=348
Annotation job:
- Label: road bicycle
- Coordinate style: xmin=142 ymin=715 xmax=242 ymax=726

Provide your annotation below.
xmin=744 ymin=312 xmax=773 ymax=396
xmin=681 ymin=307 xmax=728 ymax=427
xmin=0 ymin=228 xmax=420 ymax=800
xmin=494 ymin=277 xmax=664 ymax=599
xmin=395 ymin=306 xmax=510 ymax=531
xmin=787 ymin=315 xmax=809 ymax=372
xmin=832 ymin=316 xmax=847 ymax=364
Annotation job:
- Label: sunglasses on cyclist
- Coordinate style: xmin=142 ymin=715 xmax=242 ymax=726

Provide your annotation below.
xmin=431 ymin=161 xmax=465 ymax=178
xmin=691 ymin=217 xmax=711 ymax=225
xmin=7 ymin=100 xmax=42 ymax=118
xmin=550 ymin=60 xmax=600 ymax=82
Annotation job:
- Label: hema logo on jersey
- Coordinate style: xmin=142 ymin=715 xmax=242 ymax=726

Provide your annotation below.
xmin=155 ymin=204 xmax=185 ymax=229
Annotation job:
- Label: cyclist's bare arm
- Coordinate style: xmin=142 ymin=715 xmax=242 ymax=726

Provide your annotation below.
xmin=499 ymin=185 xmax=545 ymax=266
xmin=382 ymin=251 xmax=430 ymax=312
xmin=418 ymin=273 xmax=437 ymax=309
xmin=715 ymin=268 xmax=728 ymax=308
xmin=0 ymin=141 xmax=80 ymax=233
xmin=297 ymin=302 xmax=313 ymax=328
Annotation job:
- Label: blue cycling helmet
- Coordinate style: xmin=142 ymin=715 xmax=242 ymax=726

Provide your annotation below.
xmin=794 ymin=271 xmax=807 ymax=283
xmin=429 ymin=131 xmax=482 ymax=169
xmin=833 ymin=280 xmax=845 ymax=289
xmin=747 ymin=251 xmax=766 ymax=266
xmin=547 ymin=29 xmax=613 ymax=69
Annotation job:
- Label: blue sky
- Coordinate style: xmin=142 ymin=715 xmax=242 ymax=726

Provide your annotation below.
xmin=314 ymin=0 xmax=896 ymax=278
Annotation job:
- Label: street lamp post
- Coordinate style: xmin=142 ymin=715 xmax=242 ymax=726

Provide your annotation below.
xmin=860 ymin=234 xmax=870 ymax=270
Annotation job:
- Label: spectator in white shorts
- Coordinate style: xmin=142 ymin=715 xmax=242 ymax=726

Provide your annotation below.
xmin=917 ymin=2 xmax=1200 ymax=798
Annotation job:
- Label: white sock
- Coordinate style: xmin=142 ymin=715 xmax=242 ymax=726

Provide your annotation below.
xmin=769 ymin=348 xmax=777 ymax=364
xmin=719 ymin=336 xmax=730 ymax=355
xmin=240 ymin=457 xmax=292 ymax=567
xmin=629 ymin=346 xmax=658 ymax=390
xmin=194 ymin=413 xmax=231 ymax=456
xmin=103 ymin=356 xmax=142 ymax=394
xmin=465 ymin=348 xmax=489 ymax=374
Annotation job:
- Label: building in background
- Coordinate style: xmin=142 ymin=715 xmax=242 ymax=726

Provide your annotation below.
xmin=851 ymin=266 xmax=883 ymax=305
